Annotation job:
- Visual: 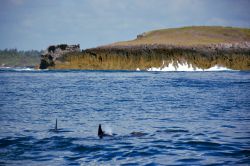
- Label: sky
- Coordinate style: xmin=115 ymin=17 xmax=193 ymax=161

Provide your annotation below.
xmin=0 ymin=0 xmax=250 ymax=50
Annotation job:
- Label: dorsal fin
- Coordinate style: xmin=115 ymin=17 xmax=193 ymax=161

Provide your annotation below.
xmin=98 ymin=124 xmax=104 ymax=139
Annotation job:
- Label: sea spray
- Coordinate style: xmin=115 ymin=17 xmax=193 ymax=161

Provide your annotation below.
xmin=145 ymin=61 xmax=232 ymax=71
xmin=103 ymin=125 xmax=113 ymax=136
xmin=0 ymin=67 xmax=38 ymax=71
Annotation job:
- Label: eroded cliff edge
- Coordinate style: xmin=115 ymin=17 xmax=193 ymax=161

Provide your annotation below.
xmin=39 ymin=26 xmax=250 ymax=70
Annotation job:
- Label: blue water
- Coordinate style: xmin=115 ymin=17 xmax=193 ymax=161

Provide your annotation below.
xmin=0 ymin=69 xmax=249 ymax=165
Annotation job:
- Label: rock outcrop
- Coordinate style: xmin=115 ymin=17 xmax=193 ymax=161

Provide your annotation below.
xmin=38 ymin=42 xmax=250 ymax=70
xmin=38 ymin=26 xmax=250 ymax=70
xmin=39 ymin=44 xmax=80 ymax=69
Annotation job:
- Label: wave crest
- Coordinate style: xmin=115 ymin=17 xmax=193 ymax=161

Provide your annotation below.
xmin=0 ymin=67 xmax=38 ymax=71
xmin=145 ymin=61 xmax=232 ymax=72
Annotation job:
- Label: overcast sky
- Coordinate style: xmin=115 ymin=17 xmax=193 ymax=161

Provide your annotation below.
xmin=0 ymin=0 xmax=250 ymax=50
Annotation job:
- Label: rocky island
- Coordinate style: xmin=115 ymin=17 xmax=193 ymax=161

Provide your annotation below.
xmin=39 ymin=26 xmax=250 ymax=70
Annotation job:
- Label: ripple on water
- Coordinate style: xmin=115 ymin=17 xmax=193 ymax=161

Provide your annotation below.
xmin=156 ymin=128 xmax=189 ymax=133
xmin=0 ymin=70 xmax=249 ymax=165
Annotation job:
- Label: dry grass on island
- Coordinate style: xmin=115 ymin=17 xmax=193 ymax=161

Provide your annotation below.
xmin=108 ymin=26 xmax=250 ymax=47
xmin=40 ymin=26 xmax=250 ymax=70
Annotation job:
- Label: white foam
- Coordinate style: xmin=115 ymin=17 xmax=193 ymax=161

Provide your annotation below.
xmin=0 ymin=67 xmax=42 ymax=71
xmin=103 ymin=125 xmax=113 ymax=136
xmin=13 ymin=67 xmax=37 ymax=71
xmin=0 ymin=67 xmax=11 ymax=69
xmin=204 ymin=65 xmax=232 ymax=71
xmin=145 ymin=61 xmax=232 ymax=72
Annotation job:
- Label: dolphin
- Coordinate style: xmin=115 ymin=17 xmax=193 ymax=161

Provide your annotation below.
xmin=49 ymin=119 xmax=59 ymax=132
xmin=97 ymin=124 xmax=148 ymax=138
xmin=130 ymin=131 xmax=147 ymax=137
xmin=98 ymin=124 xmax=113 ymax=139
xmin=49 ymin=119 xmax=71 ymax=133
xmin=98 ymin=124 xmax=104 ymax=139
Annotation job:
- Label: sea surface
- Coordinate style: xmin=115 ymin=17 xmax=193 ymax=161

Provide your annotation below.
xmin=0 ymin=68 xmax=249 ymax=165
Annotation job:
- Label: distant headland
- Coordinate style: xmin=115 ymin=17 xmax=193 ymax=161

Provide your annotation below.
xmin=38 ymin=26 xmax=250 ymax=70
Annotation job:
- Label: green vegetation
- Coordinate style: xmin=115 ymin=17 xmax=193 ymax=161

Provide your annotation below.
xmin=0 ymin=49 xmax=41 ymax=67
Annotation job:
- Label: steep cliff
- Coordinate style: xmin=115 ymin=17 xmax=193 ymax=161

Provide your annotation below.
xmin=39 ymin=44 xmax=80 ymax=69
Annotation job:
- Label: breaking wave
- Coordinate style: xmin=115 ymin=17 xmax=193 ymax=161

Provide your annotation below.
xmin=0 ymin=67 xmax=39 ymax=71
xmin=144 ymin=61 xmax=233 ymax=72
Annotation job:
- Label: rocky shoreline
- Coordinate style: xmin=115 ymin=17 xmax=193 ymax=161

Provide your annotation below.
xmin=39 ymin=42 xmax=250 ymax=70
xmin=39 ymin=44 xmax=80 ymax=69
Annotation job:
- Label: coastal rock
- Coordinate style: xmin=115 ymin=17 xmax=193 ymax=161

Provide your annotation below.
xmin=38 ymin=42 xmax=250 ymax=70
xmin=39 ymin=44 xmax=80 ymax=69
xmin=38 ymin=26 xmax=250 ymax=70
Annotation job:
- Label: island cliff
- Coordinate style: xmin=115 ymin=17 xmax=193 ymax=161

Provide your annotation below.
xmin=39 ymin=26 xmax=250 ymax=70
xmin=39 ymin=44 xmax=80 ymax=69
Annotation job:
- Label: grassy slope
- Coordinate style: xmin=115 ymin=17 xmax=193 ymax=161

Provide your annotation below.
xmin=52 ymin=26 xmax=250 ymax=70
xmin=109 ymin=26 xmax=250 ymax=46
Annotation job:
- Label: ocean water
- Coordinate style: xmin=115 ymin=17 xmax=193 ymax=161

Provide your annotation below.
xmin=0 ymin=68 xmax=249 ymax=165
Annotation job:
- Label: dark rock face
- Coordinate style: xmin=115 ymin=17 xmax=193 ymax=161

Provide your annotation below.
xmin=39 ymin=44 xmax=80 ymax=69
